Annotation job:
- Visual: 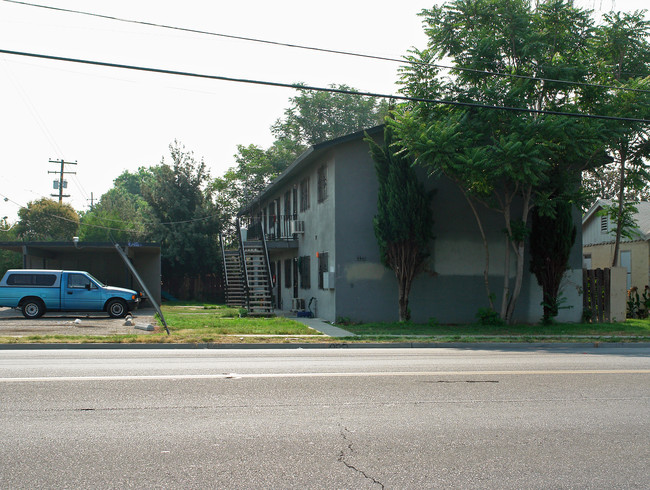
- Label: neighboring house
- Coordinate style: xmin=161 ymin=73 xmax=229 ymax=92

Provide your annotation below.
xmin=582 ymin=199 xmax=650 ymax=291
xmin=225 ymin=125 xmax=584 ymax=324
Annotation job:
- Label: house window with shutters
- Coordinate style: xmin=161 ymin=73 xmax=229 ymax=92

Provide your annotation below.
xmin=317 ymin=165 xmax=328 ymax=203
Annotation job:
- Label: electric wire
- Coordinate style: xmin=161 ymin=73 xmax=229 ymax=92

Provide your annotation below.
xmin=1 ymin=48 xmax=649 ymax=124
xmin=2 ymin=0 xmax=649 ymax=94
xmin=0 ymin=190 xmax=220 ymax=232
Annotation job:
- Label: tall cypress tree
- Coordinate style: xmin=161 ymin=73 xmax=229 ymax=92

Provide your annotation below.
xmin=368 ymin=127 xmax=434 ymax=322
xmin=529 ymin=200 xmax=576 ymax=323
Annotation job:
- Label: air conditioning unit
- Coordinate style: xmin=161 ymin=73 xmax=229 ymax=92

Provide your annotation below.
xmin=292 ymin=298 xmax=306 ymax=311
xmin=322 ymin=272 xmax=335 ymax=290
xmin=290 ymin=220 xmax=305 ymax=234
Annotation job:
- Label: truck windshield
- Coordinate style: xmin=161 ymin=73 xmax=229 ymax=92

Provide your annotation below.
xmin=85 ymin=273 xmax=105 ymax=287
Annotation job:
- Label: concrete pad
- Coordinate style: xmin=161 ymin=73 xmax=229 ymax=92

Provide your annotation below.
xmin=289 ymin=315 xmax=355 ymax=337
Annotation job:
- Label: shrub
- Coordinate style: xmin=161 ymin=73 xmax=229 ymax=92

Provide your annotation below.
xmin=476 ymin=308 xmax=504 ymax=326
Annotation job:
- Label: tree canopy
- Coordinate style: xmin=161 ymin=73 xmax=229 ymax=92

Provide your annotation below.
xmin=16 ymin=198 xmax=79 ymax=241
xmin=393 ymin=0 xmax=618 ymax=323
xmin=214 ymin=83 xmax=389 ymax=223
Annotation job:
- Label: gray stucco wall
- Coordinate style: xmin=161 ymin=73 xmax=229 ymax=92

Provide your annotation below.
xmin=248 ymin=127 xmax=584 ymax=324
xmin=262 ymin=154 xmax=337 ymax=319
xmin=333 ymin=134 xmax=584 ymax=324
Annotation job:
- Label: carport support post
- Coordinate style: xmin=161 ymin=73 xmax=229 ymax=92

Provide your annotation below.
xmin=114 ymin=243 xmax=170 ymax=335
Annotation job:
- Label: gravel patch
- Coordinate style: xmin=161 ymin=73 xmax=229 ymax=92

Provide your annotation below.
xmin=0 ymin=307 xmax=157 ymax=337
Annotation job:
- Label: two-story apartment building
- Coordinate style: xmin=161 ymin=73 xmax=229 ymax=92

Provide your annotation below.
xmin=231 ymin=125 xmax=584 ymax=324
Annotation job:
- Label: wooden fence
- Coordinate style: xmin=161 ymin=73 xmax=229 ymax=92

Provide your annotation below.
xmin=582 ymin=268 xmax=611 ymax=323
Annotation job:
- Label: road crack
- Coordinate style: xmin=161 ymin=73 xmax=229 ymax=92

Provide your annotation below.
xmin=338 ymin=424 xmax=384 ymax=489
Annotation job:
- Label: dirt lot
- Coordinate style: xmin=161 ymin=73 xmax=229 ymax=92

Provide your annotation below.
xmin=0 ymin=307 xmax=157 ymax=337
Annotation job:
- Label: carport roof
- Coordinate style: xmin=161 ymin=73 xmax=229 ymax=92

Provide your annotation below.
xmin=0 ymin=241 xmax=160 ymax=255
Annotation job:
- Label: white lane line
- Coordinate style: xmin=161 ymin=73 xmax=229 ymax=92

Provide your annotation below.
xmin=0 ymin=369 xmax=649 ymax=382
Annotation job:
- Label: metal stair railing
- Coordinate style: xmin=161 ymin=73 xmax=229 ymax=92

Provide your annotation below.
xmin=219 ymin=233 xmax=229 ymax=291
xmin=259 ymin=218 xmax=274 ymax=310
xmin=236 ymin=218 xmax=251 ymax=312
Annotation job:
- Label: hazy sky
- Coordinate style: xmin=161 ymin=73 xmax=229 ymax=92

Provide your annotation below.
xmin=0 ymin=0 xmax=647 ymax=221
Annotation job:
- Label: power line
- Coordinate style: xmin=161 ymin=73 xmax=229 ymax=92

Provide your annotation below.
xmin=0 ymin=187 xmax=221 ymax=230
xmin=1 ymin=48 xmax=649 ymax=124
xmin=3 ymin=0 xmax=649 ymax=95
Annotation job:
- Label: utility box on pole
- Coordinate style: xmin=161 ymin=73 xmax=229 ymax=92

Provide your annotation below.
xmin=48 ymin=159 xmax=77 ymax=203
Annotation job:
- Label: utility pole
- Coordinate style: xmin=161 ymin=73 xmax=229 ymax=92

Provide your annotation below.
xmin=48 ymin=159 xmax=77 ymax=203
xmin=87 ymin=192 xmax=95 ymax=209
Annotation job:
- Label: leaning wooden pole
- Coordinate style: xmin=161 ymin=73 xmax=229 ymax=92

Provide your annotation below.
xmin=114 ymin=243 xmax=170 ymax=335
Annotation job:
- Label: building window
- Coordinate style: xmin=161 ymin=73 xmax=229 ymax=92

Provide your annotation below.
xmin=300 ymin=177 xmax=310 ymax=212
xmin=583 ymin=254 xmax=592 ymax=269
xmin=284 ymin=191 xmax=291 ymax=216
xmin=299 ymin=255 xmax=311 ymax=289
xmin=284 ymin=259 xmax=292 ymax=288
xmin=318 ymin=252 xmax=329 ymax=289
xmin=600 ymin=215 xmax=608 ymax=234
xmin=317 ymin=165 xmax=328 ymax=203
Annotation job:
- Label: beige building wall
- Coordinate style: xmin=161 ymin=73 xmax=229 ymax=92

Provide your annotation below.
xmin=583 ymin=240 xmax=650 ymax=291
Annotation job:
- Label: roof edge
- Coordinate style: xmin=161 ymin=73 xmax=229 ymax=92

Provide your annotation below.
xmin=237 ymin=125 xmax=384 ymax=216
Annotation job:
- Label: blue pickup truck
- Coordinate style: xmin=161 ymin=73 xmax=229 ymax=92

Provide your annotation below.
xmin=0 ymin=269 xmax=141 ymax=319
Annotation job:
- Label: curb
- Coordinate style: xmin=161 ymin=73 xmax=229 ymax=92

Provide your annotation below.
xmin=1 ymin=342 xmax=649 ymax=350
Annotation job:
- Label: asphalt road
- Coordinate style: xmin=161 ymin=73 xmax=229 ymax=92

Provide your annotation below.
xmin=1 ymin=345 xmax=648 ymax=489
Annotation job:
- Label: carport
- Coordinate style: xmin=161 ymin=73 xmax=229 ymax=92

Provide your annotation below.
xmin=0 ymin=241 xmax=161 ymax=304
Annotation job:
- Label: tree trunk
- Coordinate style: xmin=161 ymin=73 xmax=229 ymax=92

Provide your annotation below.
xmin=504 ymin=188 xmax=531 ymax=324
xmin=612 ymin=147 xmax=627 ymax=268
xmin=462 ymin=189 xmax=493 ymax=310
xmin=505 ymin=240 xmax=525 ymax=323
xmin=392 ymin=242 xmax=417 ymax=322
xmin=500 ymin=234 xmax=511 ymax=320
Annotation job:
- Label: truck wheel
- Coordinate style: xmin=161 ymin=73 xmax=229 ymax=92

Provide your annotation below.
xmin=22 ymin=299 xmax=45 ymax=319
xmin=107 ymin=299 xmax=128 ymax=318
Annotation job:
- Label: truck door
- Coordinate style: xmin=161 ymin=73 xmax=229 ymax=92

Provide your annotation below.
xmin=62 ymin=273 xmax=104 ymax=311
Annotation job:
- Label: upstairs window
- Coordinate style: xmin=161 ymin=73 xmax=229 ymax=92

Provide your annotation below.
xmin=317 ymin=165 xmax=328 ymax=203
xmin=300 ymin=177 xmax=310 ymax=212
xmin=284 ymin=191 xmax=291 ymax=216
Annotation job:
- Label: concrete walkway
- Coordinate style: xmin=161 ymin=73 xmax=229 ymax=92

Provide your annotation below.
xmin=276 ymin=311 xmax=355 ymax=337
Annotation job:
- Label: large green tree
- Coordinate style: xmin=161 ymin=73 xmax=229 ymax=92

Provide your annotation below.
xmin=583 ymin=12 xmax=650 ymax=266
xmin=529 ymin=200 xmax=576 ymax=323
xmin=369 ymin=128 xmax=434 ymax=322
xmin=215 ymin=83 xmax=389 ymax=223
xmin=0 ymin=219 xmax=21 ymax=276
xmin=79 ymin=186 xmax=154 ymax=242
xmin=99 ymin=143 xmax=223 ymax=298
xmin=139 ymin=142 xmax=223 ymax=282
xmin=272 ymin=84 xmax=389 ymax=146
xmin=394 ymin=0 xmax=609 ymax=323
xmin=16 ymin=198 xmax=79 ymax=241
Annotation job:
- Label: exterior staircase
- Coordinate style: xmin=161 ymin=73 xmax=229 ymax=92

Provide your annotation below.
xmin=241 ymin=240 xmax=273 ymax=316
xmin=222 ymin=228 xmax=274 ymax=316
xmin=224 ymin=250 xmax=246 ymax=308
